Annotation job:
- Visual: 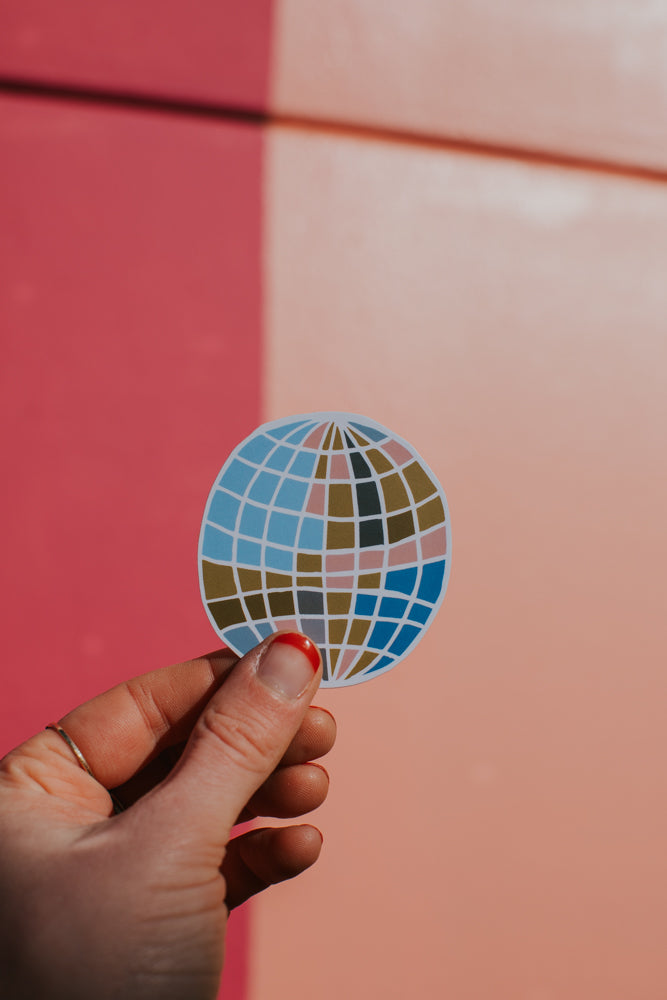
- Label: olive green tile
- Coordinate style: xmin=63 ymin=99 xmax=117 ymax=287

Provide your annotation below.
xmin=328 ymin=483 xmax=353 ymax=517
xmin=268 ymin=590 xmax=296 ymax=616
xmin=244 ymin=593 xmax=267 ymax=619
xmin=202 ymin=561 xmax=237 ymax=600
xmin=208 ymin=597 xmax=246 ymax=629
xmin=380 ymin=472 xmax=411 ymax=512
xmin=348 ymin=649 xmax=378 ymax=677
xmin=327 ymin=520 xmax=355 ymax=549
xmin=404 ymin=460 xmax=437 ymax=502
xmin=417 ymin=496 xmax=445 ymax=531
xmin=387 ymin=509 xmax=415 ymax=543
xmin=327 ymin=592 xmax=351 ymax=614
xmin=238 ymin=568 xmax=262 ymax=592
xmin=366 ymin=448 xmax=393 ymax=474
xmin=297 ymin=553 xmax=322 ymax=572
xmin=328 ymin=619 xmax=347 ymax=644
xmin=348 ymin=618 xmax=371 ymax=644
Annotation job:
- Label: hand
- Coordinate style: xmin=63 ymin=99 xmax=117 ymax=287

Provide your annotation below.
xmin=0 ymin=633 xmax=334 ymax=1000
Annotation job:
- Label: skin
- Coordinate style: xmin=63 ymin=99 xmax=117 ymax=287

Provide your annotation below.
xmin=0 ymin=635 xmax=335 ymax=1000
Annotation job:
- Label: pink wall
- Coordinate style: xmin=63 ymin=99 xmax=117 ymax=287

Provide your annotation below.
xmin=2 ymin=4 xmax=667 ymax=999
xmin=257 ymin=125 xmax=667 ymax=999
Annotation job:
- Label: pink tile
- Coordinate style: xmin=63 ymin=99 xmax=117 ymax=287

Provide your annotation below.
xmin=276 ymin=618 xmax=299 ymax=633
xmin=304 ymin=423 xmax=328 ymax=449
xmin=359 ymin=550 xmax=384 ymax=569
xmin=307 ymin=483 xmax=325 ymax=514
xmin=389 ymin=539 xmax=418 ymax=565
xmin=337 ymin=647 xmax=357 ymax=679
xmin=383 ymin=438 xmax=413 ymax=466
xmin=326 ymin=575 xmax=354 ymax=589
xmin=420 ymin=526 xmax=447 ymax=560
xmin=326 ymin=552 xmax=355 ymax=571
xmin=330 ymin=454 xmax=350 ymax=479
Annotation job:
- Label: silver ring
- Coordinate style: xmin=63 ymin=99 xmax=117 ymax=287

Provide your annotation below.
xmin=46 ymin=723 xmax=125 ymax=814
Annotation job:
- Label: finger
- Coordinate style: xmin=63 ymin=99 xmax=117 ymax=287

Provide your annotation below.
xmin=141 ymin=632 xmax=322 ymax=847
xmin=33 ymin=651 xmax=237 ymax=789
xmin=113 ymin=704 xmax=336 ymax=812
xmin=243 ymin=763 xmax=329 ymax=820
xmin=279 ymin=707 xmax=337 ymax=767
xmin=223 ymin=825 xmax=323 ymax=910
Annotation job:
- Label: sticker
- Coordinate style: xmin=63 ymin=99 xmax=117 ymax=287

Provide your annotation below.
xmin=198 ymin=413 xmax=451 ymax=687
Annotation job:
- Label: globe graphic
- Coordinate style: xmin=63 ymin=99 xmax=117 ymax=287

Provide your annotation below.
xmin=198 ymin=413 xmax=450 ymax=687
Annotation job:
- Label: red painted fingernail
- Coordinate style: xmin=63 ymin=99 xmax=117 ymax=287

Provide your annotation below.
xmin=256 ymin=632 xmax=321 ymax=700
xmin=271 ymin=632 xmax=322 ymax=672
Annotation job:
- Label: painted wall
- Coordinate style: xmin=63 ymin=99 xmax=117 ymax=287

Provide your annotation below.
xmin=2 ymin=3 xmax=666 ymax=999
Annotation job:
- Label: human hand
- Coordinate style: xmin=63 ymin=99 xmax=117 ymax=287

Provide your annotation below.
xmin=0 ymin=632 xmax=334 ymax=1000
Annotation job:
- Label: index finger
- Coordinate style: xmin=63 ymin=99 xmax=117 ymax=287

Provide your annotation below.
xmin=49 ymin=650 xmax=237 ymax=788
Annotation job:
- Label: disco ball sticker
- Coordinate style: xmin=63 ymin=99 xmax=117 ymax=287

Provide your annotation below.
xmin=198 ymin=413 xmax=451 ymax=687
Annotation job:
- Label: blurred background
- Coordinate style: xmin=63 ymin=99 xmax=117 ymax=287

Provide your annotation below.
xmin=1 ymin=2 xmax=666 ymax=998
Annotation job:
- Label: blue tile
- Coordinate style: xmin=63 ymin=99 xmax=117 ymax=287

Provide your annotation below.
xmin=289 ymin=450 xmax=317 ymax=478
xmin=265 ymin=546 xmax=294 ymax=572
xmin=367 ymin=654 xmax=395 ymax=674
xmin=350 ymin=421 xmax=387 ymax=442
xmin=267 ymin=511 xmax=299 ymax=546
xmin=239 ymin=502 xmax=267 ymax=539
xmin=298 ymin=517 xmax=324 ymax=550
xmin=379 ymin=596 xmax=408 ymax=619
xmin=218 ymin=459 xmax=256 ymax=496
xmin=236 ymin=539 xmax=262 ymax=567
xmin=367 ymin=620 xmax=399 ymax=650
xmin=238 ymin=434 xmax=275 ymax=464
xmin=223 ymin=625 xmax=258 ymax=656
xmin=417 ymin=560 xmax=446 ymax=604
xmin=388 ymin=624 xmax=421 ymax=656
xmin=407 ymin=601 xmax=432 ymax=625
xmin=265 ymin=445 xmax=295 ymax=471
xmin=268 ymin=419 xmax=310 ymax=440
xmin=202 ymin=524 xmax=234 ymax=562
xmin=385 ymin=567 xmax=418 ymax=596
xmin=355 ymin=594 xmax=377 ymax=616
xmin=275 ymin=477 xmax=309 ymax=512
xmin=256 ymin=622 xmax=273 ymax=640
xmin=248 ymin=470 xmax=280 ymax=504
xmin=207 ymin=489 xmax=241 ymax=531
xmin=285 ymin=422 xmax=317 ymax=444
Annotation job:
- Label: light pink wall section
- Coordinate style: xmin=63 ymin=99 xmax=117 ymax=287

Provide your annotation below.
xmin=272 ymin=0 xmax=667 ymax=172
xmin=257 ymin=125 xmax=667 ymax=1000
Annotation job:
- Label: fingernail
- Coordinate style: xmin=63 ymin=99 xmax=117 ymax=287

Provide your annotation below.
xmin=257 ymin=632 xmax=321 ymax=700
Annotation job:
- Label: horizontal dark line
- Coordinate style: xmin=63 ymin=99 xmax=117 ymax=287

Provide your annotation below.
xmin=0 ymin=75 xmax=266 ymax=124
xmin=275 ymin=113 xmax=667 ymax=186
xmin=2 ymin=75 xmax=666 ymax=184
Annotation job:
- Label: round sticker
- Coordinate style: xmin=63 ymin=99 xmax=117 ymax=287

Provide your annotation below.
xmin=198 ymin=413 xmax=451 ymax=687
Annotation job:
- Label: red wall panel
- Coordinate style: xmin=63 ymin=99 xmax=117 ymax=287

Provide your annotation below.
xmin=0 ymin=0 xmax=273 ymax=109
xmin=0 ymin=91 xmax=264 ymax=997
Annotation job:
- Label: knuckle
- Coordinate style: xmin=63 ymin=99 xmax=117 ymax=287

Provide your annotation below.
xmin=198 ymin=701 xmax=280 ymax=776
xmin=0 ymin=746 xmax=52 ymax=795
xmin=0 ymin=749 xmax=26 ymax=784
xmin=126 ymin=678 xmax=172 ymax=742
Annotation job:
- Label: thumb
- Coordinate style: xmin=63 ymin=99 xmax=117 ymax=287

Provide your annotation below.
xmin=140 ymin=632 xmax=322 ymax=847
